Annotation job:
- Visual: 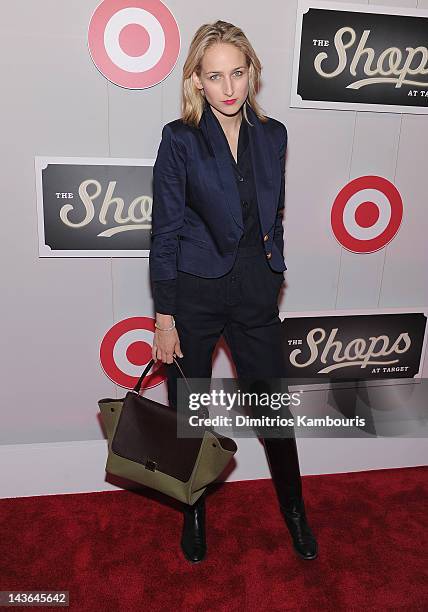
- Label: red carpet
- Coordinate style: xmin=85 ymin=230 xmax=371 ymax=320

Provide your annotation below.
xmin=0 ymin=467 xmax=427 ymax=611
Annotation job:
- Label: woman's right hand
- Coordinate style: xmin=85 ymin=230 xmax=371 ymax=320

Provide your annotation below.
xmin=152 ymin=315 xmax=183 ymax=364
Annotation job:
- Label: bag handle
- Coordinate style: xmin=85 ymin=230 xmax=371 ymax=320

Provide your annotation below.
xmin=131 ymin=357 xmax=194 ymax=396
xmin=130 ymin=357 xmax=210 ymax=423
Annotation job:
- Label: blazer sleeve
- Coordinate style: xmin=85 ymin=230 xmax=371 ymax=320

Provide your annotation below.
xmin=151 ymin=279 xmax=176 ymax=315
xmin=149 ymin=123 xmax=187 ymax=313
xmin=273 ymin=124 xmax=287 ymax=253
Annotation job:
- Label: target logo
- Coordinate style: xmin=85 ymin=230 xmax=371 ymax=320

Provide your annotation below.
xmin=331 ymin=176 xmax=403 ymax=253
xmin=100 ymin=317 xmax=165 ymax=389
xmin=88 ymin=0 xmax=180 ymax=89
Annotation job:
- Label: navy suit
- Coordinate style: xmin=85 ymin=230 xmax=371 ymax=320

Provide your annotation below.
xmin=149 ymin=101 xmax=288 ymax=294
xmin=149 ymin=107 xmax=311 ymax=545
xmin=149 ymin=98 xmax=291 ymax=427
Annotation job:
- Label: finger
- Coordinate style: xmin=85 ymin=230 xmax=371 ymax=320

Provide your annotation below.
xmin=175 ymin=341 xmax=184 ymax=358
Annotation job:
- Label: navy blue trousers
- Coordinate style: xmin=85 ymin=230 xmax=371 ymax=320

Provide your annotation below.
xmin=166 ymin=245 xmax=292 ymax=430
xmin=166 ymin=244 xmax=303 ymax=505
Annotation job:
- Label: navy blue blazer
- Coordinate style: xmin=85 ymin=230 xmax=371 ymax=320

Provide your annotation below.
xmin=149 ymin=101 xmax=288 ymax=285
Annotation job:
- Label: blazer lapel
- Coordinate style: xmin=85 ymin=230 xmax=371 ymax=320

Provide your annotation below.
xmin=200 ymin=102 xmax=244 ymax=229
xmin=246 ymin=104 xmax=278 ymax=236
xmin=199 ymin=100 xmax=278 ymax=235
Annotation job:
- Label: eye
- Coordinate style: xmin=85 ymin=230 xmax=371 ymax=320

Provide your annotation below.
xmin=234 ymin=70 xmax=243 ymax=77
xmin=209 ymin=74 xmax=220 ymax=80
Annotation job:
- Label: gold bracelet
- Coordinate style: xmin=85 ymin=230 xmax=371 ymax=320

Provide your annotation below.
xmin=154 ymin=315 xmax=175 ymax=331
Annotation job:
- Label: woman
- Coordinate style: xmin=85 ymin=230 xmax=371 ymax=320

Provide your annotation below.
xmin=149 ymin=20 xmax=317 ymax=564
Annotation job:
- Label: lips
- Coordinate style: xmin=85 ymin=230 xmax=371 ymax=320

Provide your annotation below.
xmin=223 ymin=99 xmax=237 ymax=105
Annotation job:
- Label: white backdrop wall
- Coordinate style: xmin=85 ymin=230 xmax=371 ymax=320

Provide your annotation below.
xmin=1 ymin=0 xmax=427 ymax=498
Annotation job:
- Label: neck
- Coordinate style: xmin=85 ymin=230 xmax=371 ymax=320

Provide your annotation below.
xmin=209 ymin=103 xmax=243 ymax=134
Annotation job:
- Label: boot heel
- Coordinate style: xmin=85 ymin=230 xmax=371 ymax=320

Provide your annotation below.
xmin=281 ymin=502 xmax=318 ymax=560
xmin=263 ymin=437 xmax=318 ymax=560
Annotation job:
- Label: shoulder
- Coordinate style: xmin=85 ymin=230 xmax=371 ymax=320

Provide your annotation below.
xmin=262 ymin=115 xmax=287 ymax=146
xmin=158 ymin=118 xmax=200 ymax=156
xmin=160 ymin=118 xmax=199 ymax=140
xmin=261 ymin=116 xmax=288 ymax=159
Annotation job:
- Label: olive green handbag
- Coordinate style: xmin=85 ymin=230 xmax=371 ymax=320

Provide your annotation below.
xmin=98 ymin=358 xmax=237 ymax=506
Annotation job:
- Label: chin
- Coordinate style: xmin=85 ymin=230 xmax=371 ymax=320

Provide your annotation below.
xmin=212 ymin=101 xmax=244 ymax=115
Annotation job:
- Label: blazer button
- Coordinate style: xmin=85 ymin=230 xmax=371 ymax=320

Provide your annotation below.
xmin=238 ymin=176 xmax=244 ymax=182
xmin=263 ymin=234 xmax=269 ymax=242
xmin=266 ymin=252 xmax=272 ymax=259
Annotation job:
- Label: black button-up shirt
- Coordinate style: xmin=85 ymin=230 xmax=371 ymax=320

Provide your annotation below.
xmin=152 ymin=108 xmax=264 ymax=314
xmin=225 ymin=112 xmax=263 ymax=249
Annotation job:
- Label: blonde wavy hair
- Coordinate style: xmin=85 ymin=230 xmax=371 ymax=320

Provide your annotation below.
xmin=181 ymin=20 xmax=268 ymax=127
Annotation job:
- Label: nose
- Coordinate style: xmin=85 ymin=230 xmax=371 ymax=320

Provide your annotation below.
xmin=223 ymin=76 xmax=234 ymax=97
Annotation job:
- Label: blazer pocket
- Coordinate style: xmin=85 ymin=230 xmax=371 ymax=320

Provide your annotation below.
xmin=178 ymin=235 xmax=210 ymax=250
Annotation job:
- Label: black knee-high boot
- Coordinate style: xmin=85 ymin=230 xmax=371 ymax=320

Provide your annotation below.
xmin=180 ymin=489 xmax=207 ymax=563
xmin=262 ymin=436 xmax=318 ymax=560
xmin=165 ymin=362 xmax=208 ymax=563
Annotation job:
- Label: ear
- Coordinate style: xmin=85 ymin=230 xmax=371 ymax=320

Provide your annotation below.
xmin=192 ymin=71 xmax=203 ymax=91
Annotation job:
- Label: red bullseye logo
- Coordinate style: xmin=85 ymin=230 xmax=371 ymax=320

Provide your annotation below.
xmin=100 ymin=317 xmax=165 ymax=389
xmin=88 ymin=0 xmax=180 ymax=89
xmin=331 ymin=176 xmax=403 ymax=253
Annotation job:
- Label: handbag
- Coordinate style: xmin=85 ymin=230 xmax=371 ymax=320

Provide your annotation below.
xmin=98 ymin=357 xmax=237 ymax=505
